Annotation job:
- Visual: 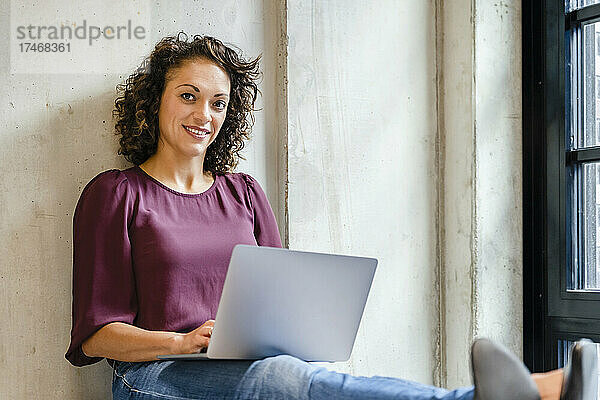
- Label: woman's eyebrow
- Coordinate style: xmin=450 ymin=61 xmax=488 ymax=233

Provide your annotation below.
xmin=175 ymin=83 xmax=229 ymax=98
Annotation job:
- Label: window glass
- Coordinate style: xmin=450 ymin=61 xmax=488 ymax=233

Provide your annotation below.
xmin=581 ymin=23 xmax=600 ymax=148
xmin=572 ymin=162 xmax=600 ymax=290
xmin=568 ymin=0 xmax=600 ymax=13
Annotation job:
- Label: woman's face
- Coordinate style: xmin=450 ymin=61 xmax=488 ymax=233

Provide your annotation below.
xmin=156 ymin=58 xmax=231 ymax=162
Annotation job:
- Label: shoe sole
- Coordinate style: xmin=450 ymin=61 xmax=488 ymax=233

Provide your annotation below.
xmin=561 ymin=339 xmax=598 ymax=400
xmin=471 ymin=338 xmax=540 ymax=400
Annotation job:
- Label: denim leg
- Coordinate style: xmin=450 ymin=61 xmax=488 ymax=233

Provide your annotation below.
xmin=232 ymin=355 xmax=475 ymax=400
xmin=111 ymin=356 xmax=475 ymax=400
xmin=308 ymin=370 xmax=475 ymax=400
xmin=232 ymin=355 xmax=317 ymax=399
xmin=112 ymin=359 xmax=254 ymax=399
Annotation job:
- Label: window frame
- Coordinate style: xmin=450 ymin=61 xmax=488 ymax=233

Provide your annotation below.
xmin=523 ymin=0 xmax=600 ymax=371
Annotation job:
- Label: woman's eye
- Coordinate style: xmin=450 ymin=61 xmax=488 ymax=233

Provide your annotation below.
xmin=214 ymin=101 xmax=227 ymax=110
xmin=181 ymin=93 xmax=195 ymax=101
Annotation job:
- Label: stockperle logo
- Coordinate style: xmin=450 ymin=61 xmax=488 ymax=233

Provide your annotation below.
xmin=10 ymin=0 xmax=152 ymax=74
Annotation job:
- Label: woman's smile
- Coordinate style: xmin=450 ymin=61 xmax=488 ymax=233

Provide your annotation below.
xmin=182 ymin=124 xmax=210 ymax=139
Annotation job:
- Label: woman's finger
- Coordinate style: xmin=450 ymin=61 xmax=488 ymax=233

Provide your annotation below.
xmin=202 ymin=325 xmax=214 ymax=337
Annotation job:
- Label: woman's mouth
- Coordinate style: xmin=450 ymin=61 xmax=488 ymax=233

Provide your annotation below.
xmin=183 ymin=125 xmax=210 ymax=139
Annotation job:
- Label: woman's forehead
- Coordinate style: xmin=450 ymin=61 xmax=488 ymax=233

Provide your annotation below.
xmin=167 ymin=60 xmax=230 ymax=93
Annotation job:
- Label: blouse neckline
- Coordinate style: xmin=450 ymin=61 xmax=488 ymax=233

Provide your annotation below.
xmin=133 ymin=165 xmax=219 ymax=198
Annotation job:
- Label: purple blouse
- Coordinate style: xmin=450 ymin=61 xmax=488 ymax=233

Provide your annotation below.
xmin=65 ymin=165 xmax=283 ymax=367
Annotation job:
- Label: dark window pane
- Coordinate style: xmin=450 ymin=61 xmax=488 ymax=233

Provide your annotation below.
xmin=567 ymin=0 xmax=600 ymax=12
xmin=582 ymin=23 xmax=600 ymax=147
xmin=571 ymin=162 xmax=600 ymax=290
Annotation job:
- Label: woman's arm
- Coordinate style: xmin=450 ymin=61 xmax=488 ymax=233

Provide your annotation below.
xmin=243 ymin=174 xmax=283 ymax=248
xmin=82 ymin=320 xmax=214 ymax=362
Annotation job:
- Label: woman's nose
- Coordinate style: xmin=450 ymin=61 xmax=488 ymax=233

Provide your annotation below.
xmin=193 ymin=102 xmax=212 ymax=124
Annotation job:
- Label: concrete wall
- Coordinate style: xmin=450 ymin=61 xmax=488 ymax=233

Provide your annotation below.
xmin=0 ymin=1 xmax=281 ymax=398
xmin=287 ymin=0 xmax=522 ymax=388
xmin=286 ymin=0 xmax=440 ymax=383
xmin=440 ymin=0 xmax=477 ymax=386
xmin=0 ymin=0 xmax=522 ymax=397
xmin=441 ymin=0 xmax=523 ymax=387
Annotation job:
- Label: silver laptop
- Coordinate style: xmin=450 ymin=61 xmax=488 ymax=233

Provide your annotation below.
xmin=157 ymin=244 xmax=377 ymax=362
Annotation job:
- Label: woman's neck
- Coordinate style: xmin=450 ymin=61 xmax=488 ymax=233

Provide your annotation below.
xmin=139 ymin=155 xmax=214 ymax=194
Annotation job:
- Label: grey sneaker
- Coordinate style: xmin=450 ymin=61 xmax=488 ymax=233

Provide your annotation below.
xmin=560 ymin=339 xmax=598 ymax=400
xmin=471 ymin=338 xmax=540 ymax=400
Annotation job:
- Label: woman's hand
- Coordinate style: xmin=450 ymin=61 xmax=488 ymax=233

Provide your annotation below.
xmin=176 ymin=320 xmax=215 ymax=354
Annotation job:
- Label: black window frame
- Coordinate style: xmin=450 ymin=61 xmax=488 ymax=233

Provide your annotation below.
xmin=523 ymin=0 xmax=600 ymax=371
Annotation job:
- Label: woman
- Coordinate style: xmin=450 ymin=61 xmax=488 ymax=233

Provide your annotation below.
xmin=65 ymin=32 xmax=596 ymax=400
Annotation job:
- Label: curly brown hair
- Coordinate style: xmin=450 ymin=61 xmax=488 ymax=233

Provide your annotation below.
xmin=112 ymin=31 xmax=262 ymax=173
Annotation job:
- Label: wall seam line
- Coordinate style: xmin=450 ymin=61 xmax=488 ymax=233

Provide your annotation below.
xmin=433 ymin=0 xmax=447 ymax=389
xmin=276 ymin=0 xmax=289 ymax=249
xmin=470 ymin=0 xmax=480 ymax=346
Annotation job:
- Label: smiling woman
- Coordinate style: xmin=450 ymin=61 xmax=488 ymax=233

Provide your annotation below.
xmin=63 ymin=31 xmax=596 ymax=400
xmin=155 ymin=59 xmax=230 ymax=164
xmin=112 ymin=32 xmax=261 ymax=174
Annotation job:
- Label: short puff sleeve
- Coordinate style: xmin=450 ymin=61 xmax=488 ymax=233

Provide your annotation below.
xmin=65 ymin=169 xmax=137 ymax=367
xmin=242 ymin=174 xmax=283 ymax=248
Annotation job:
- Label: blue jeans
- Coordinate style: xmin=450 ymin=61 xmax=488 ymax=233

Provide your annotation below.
xmin=111 ymin=354 xmax=475 ymax=400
